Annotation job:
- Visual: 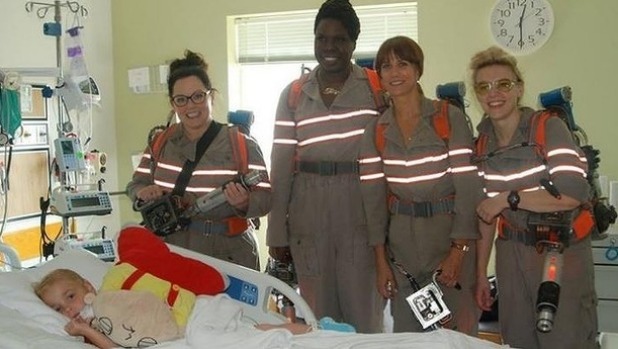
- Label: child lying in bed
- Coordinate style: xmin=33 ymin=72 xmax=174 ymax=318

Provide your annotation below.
xmin=33 ymin=269 xmax=313 ymax=349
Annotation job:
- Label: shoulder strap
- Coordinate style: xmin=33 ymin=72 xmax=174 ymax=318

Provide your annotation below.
xmin=288 ymin=68 xmax=387 ymax=113
xmin=171 ymin=121 xmax=222 ymax=196
xmin=375 ymin=122 xmax=387 ymax=156
xmin=475 ymin=133 xmax=488 ymax=156
xmin=287 ymin=73 xmax=311 ymax=112
xmin=530 ymin=110 xmax=554 ymax=159
xmin=363 ymin=68 xmax=387 ymax=113
xmin=229 ymin=126 xmax=249 ymax=173
xmin=150 ymin=124 xmax=179 ymax=163
xmin=432 ymin=100 xmax=450 ymax=144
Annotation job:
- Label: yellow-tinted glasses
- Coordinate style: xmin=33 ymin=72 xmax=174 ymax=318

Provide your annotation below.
xmin=474 ymin=79 xmax=519 ymax=96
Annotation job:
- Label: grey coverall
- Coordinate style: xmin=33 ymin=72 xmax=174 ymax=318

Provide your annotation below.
xmin=359 ymin=98 xmax=482 ymax=333
xmin=127 ymin=123 xmax=271 ymax=271
xmin=476 ymin=107 xmax=598 ymax=349
xmin=267 ymin=65 xmax=384 ymax=333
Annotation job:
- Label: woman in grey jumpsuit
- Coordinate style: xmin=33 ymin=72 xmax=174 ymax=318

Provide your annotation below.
xmin=359 ymin=36 xmax=481 ymax=334
xmin=127 ymin=50 xmax=271 ymax=271
xmin=267 ymin=0 xmax=384 ymax=333
xmin=471 ymin=46 xmax=597 ymax=349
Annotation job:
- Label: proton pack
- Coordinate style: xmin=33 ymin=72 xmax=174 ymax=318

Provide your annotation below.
xmin=537 ymin=86 xmax=617 ymax=239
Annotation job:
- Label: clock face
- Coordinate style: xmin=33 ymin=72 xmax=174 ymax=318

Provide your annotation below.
xmin=490 ymin=0 xmax=554 ymax=55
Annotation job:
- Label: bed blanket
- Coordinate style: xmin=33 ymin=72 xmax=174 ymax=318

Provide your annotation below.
xmin=163 ymin=294 xmax=510 ymax=349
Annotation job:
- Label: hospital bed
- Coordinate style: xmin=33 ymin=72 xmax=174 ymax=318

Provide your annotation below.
xmin=0 ymin=241 xmax=508 ymax=349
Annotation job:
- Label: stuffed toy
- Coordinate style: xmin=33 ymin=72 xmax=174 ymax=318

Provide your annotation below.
xmin=88 ymin=289 xmax=182 ymax=348
xmin=92 ymin=225 xmax=229 ymax=345
xmin=115 ymin=225 xmax=229 ymax=295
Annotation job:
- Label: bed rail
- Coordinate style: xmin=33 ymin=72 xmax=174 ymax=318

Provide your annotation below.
xmin=0 ymin=242 xmax=22 ymax=271
xmin=168 ymin=244 xmax=318 ymax=329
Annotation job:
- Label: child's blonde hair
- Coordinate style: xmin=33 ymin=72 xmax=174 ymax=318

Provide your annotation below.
xmin=33 ymin=268 xmax=87 ymax=300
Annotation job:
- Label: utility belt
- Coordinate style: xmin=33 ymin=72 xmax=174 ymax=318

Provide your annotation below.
xmin=189 ymin=217 xmax=249 ymax=236
xmin=388 ymin=196 xmax=455 ymax=218
xmin=497 ymin=208 xmax=594 ymax=246
xmin=296 ymin=160 xmax=359 ymax=176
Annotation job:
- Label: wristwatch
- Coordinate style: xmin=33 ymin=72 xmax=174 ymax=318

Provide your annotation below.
xmin=507 ymin=190 xmax=520 ymax=211
xmin=451 ymin=241 xmax=470 ymax=252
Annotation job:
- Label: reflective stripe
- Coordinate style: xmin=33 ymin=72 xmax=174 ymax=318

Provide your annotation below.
xmin=358 ymin=156 xmax=382 ymax=165
xmin=248 ymin=164 xmax=267 ymax=171
xmin=136 ymin=167 xmax=150 ymax=174
xmin=548 ymin=165 xmax=587 ymax=177
xmin=275 ymin=120 xmax=296 ymax=127
xmin=451 ymin=165 xmax=478 ymax=173
xmin=387 ymin=169 xmax=451 ymax=184
xmin=486 ymin=186 xmax=541 ymax=197
xmin=547 ymin=148 xmax=581 ymax=157
xmin=273 ymin=138 xmax=298 ymax=145
xmin=483 ymin=164 xmax=547 ymax=182
xmin=383 ymin=153 xmax=448 ymax=167
xmin=296 ymin=109 xmax=379 ymax=127
xmin=448 ymin=148 xmax=473 ymax=156
xmin=360 ymin=172 xmax=385 ymax=181
xmin=297 ymin=128 xmax=365 ymax=147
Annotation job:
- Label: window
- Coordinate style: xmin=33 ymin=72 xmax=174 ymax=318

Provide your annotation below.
xmin=229 ymin=3 xmax=418 ymax=168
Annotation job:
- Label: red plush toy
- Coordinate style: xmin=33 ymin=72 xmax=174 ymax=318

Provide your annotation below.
xmin=116 ymin=225 xmax=228 ymax=295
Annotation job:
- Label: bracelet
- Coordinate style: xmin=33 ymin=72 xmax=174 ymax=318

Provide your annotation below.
xmin=451 ymin=241 xmax=470 ymax=252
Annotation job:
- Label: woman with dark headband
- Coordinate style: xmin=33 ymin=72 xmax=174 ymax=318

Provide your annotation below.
xmin=267 ymin=0 xmax=384 ymax=333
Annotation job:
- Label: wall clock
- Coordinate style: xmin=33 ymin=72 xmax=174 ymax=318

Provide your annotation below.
xmin=490 ymin=0 xmax=555 ymax=55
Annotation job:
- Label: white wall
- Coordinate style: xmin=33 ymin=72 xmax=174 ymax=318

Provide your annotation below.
xmin=0 ymin=0 xmax=121 ymax=238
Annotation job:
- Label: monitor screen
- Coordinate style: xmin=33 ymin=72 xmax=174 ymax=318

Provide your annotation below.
xmin=71 ymin=196 xmax=101 ymax=208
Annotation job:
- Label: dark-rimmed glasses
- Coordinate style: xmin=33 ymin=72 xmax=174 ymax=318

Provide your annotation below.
xmin=474 ymin=79 xmax=519 ymax=96
xmin=171 ymin=90 xmax=211 ymax=107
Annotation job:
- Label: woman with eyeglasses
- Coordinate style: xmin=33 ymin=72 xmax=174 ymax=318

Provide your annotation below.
xmin=471 ymin=46 xmax=597 ymax=349
xmin=127 ymin=50 xmax=271 ymax=271
xmin=358 ymin=36 xmax=482 ymax=334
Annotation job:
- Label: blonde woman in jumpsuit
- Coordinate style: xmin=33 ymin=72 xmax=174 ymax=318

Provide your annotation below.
xmin=471 ymin=46 xmax=597 ymax=349
xmin=358 ymin=36 xmax=482 ymax=333
xmin=267 ymin=0 xmax=384 ymax=333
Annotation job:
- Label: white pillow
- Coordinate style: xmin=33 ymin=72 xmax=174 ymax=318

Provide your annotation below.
xmin=0 ymin=250 xmax=111 ymax=336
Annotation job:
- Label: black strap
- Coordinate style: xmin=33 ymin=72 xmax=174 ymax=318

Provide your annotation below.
xmin=172 ymin=121 xmax=222 ymax=196
xmin=297 ymin=160 xmax=359 ymax=176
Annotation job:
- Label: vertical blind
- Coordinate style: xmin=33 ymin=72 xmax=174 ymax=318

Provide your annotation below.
xmin=235 ymin=3 xmax=418 ymax=63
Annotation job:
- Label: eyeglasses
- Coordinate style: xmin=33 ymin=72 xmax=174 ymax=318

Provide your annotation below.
xmin=171 ymin=90 xmax=211 ymax=107
xmin=474 ymin=79 xmax=519 ymax=96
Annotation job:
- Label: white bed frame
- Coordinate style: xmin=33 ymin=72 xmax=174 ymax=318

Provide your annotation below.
xmin=167 ymin=244 xmax=319 ymax=329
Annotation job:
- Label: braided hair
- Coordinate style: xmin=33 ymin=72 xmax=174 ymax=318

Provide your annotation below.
xmin=167 ymin=50 xmax=213 ymax=98
xmin=314 ymin=0 xmax=360 ymax=42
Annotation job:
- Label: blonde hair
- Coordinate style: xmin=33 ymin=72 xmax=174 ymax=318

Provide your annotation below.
xmin=469 ymin=46 xmax=524 ymax=84
xmin=33 ymin=269 xmax=87 ymax=300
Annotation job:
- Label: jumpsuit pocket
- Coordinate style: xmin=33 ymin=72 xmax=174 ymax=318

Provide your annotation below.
xmin=289 ymin=237 xmax=319 ymax=277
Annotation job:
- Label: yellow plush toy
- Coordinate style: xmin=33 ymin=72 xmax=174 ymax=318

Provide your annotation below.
xmin=101 ymin=262 xmax=196 ymax=328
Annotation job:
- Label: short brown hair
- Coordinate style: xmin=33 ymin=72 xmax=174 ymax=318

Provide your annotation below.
xmin=33 ymin=269 xmax=87 ymax=300
xmin=375 ymin=36 xmax=424 ymax=78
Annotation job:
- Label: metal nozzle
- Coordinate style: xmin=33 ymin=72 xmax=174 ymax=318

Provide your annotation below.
xmin=536 ymin=307 xmax=555 ymax=333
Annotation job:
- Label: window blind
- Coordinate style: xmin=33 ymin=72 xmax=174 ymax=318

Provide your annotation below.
xmin=235 ymin=3 xmax=418 ymax=63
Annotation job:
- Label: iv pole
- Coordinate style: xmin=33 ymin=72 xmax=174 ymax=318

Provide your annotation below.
xmin=25 ymin=1 xmax=88 ymax=240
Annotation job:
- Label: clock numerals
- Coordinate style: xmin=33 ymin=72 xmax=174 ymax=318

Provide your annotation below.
xmin=490 ymin=0 xmax=554 ymax=55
